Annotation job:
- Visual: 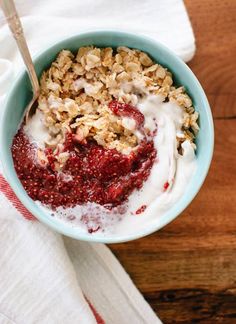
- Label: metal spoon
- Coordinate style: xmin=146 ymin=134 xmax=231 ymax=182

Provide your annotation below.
xmin=1 ymin=0 xmax=40 ymax=121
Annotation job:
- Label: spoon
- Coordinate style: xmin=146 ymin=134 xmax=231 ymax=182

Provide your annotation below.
xmin=1 ymin=0 xmax=40 ymax=121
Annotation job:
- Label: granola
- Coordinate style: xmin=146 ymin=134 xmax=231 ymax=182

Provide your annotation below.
xmin=37 ymin=46 xmax=199 ymax=154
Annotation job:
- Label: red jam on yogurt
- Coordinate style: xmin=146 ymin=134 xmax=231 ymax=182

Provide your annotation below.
xmin=12 ymin=113 xmax=156 ymax=209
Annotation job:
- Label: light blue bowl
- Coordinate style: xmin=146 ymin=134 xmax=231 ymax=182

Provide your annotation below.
xmin=0 ymin=31 xmax=214 ymax=243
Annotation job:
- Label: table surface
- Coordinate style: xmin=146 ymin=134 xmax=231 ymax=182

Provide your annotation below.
xmin=110 ymin=1 xmax=236 ymax=323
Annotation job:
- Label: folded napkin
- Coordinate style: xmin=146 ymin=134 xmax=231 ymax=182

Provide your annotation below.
xmin=0 ymin=0 xmax=195 ymax=322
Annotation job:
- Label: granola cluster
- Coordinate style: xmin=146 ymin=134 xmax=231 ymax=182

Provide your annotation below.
xmin=37 ymin=46 xmax=199 ymax=153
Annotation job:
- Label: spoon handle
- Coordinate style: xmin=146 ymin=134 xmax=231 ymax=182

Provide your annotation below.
xmin=1 ymin=0 xmax=40 ymax=96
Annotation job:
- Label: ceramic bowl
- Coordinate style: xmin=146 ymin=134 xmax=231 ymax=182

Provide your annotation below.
xmin=0 ymin=31 xmax=214 ymax=243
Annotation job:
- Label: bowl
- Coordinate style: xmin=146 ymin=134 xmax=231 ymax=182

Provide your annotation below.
xmin=0 ymin=31 xmax=214 ymax=243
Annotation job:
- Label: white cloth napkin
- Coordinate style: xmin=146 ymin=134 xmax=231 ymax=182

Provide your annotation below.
xmin=0 ymin=175 xmax=160 ymax=324
xmin=0 ymin=0 xmax=195 ymax=323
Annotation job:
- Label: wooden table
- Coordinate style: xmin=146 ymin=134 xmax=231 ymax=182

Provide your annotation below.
xmin=110 ymin=1 xmax=236 ymax=322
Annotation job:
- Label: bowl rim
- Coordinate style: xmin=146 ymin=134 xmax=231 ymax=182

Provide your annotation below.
xmin=0 ymin=30 xmax=214 ymax=243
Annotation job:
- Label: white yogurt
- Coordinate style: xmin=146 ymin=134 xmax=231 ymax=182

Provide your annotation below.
xmin=114 ymin=96 xmax=196 ymax=234
xmin=33 ymin=95 xmax=196 ymax=236
xmin=24 ymin=110 xmax=50 ymax=149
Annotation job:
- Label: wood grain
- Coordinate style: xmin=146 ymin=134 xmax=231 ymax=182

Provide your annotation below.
xmin=187 ymin=0 xmax=236 ymax=119
xmin=110 ymin=1 xmax=236 ymax=323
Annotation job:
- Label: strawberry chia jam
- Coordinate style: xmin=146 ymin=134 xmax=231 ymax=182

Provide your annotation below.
xmin=12 ymin=127 xmax=156 ymax=209
xmin=109 ymin=101 xmax=145 ymax=127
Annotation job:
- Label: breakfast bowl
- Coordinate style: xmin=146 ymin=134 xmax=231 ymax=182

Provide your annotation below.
xmin=0 ymin=30 xmax=214 ymax=243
